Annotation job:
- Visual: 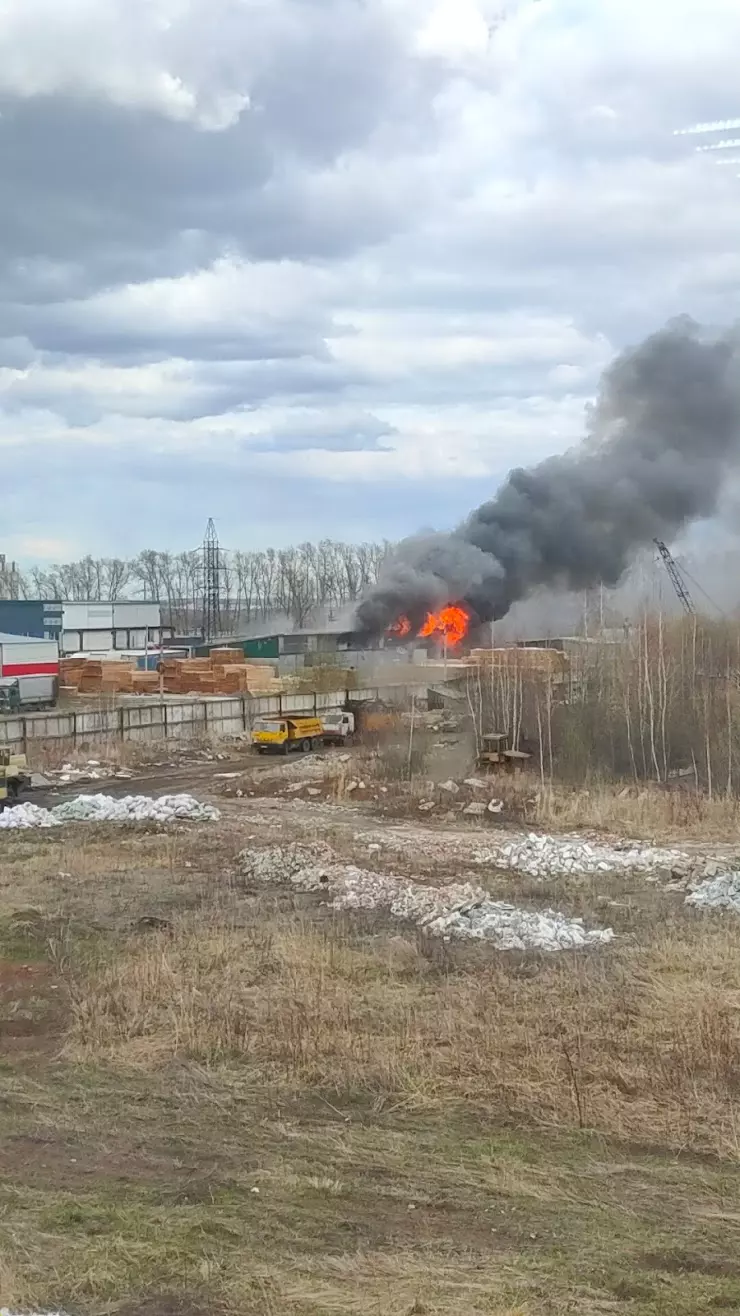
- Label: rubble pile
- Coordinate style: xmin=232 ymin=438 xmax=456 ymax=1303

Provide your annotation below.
xmin=238 ymin=844 xmax=614 ymax=951
xmin=0 ymin=794 xmax=219 ymax=829
xmin=52 ymin=794 xmax=220 ymax=823
xmin=239 ymin=841 xmax=336 ymax=884
xmin=686 ymin=872 xmax=740 ymax=913
xmin=51 ymin=760 xmax=135 ymax=785
xmin=1 ymin=1310 xmax=65 ymax=1316
xmin=0 ymin=802 xmax=62 ymax=829
xmin=472 ymin=833 xmax=689 ymax=880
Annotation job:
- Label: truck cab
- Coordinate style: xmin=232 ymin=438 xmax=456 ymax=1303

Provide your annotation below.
xmin=0 ymin=679 xmax=21 ymax=714
xmin=252 ymin=715 xmax=324 ymax=754
xmin=321 ymin=711 xmax=355 ymax=744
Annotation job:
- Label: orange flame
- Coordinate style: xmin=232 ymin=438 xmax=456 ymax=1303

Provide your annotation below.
xmin=418 ymin=605 xmax=470 ymax=647
xmin=388 ymin=604 xmax=470 ymax=647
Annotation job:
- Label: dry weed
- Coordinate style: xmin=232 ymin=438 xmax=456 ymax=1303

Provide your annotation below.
xmin=0 ymin=1252 xmax=34 ymax=1310
xmin=488 ymin=777 xmax=740 ymax=841
xmin=64 ymin=909 xmax=740 ymax=1157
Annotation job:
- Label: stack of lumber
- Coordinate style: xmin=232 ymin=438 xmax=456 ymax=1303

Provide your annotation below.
xmin=469 ymin=647 xmax=569 ymax=679
xmin=158 ymin=650 xmax=284 ymax=696
xmin=60 ymin=657 xmax=136 ymax=694
xmin=131 ymin=672 xmax=161 ymax=694
xmin=59 ymin=658 xmax=87 ymax=692
xmin=59 ymin=650 xmax=287 ymax=697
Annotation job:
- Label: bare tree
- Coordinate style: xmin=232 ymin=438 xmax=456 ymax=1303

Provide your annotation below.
xmin=1 ymin=536 xmax=389 ymax=633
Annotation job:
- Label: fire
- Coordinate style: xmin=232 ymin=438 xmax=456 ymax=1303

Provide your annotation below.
xmin=388 ymin=604 xmax=470 ymax=647
xmin=418 ymin=605 xmax=470 ymax=647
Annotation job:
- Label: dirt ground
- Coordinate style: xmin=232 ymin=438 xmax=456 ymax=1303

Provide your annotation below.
xmin=2 ymin=748 xmax=740 ymax=1315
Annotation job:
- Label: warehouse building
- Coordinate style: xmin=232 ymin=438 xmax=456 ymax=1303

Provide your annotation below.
xmin=200 ymin=628 xmax=431 ymax=674
xmin=0 ymin=600 xmax=64 ymax=641
xmin=61 ymin=602 xmax=172 ymax=654
xmin=0 ymin=600 xmax=171 ymax=654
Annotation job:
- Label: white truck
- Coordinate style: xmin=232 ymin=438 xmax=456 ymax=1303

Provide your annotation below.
xmin=321 ymin=710 xmax=355 ymax=745
xmin=0 ymin=675 xmax=58 ymax=713
xmin=0 ymin=634 xmax=59 ymax=714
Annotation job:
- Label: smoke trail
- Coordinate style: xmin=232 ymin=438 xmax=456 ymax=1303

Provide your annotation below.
xmin=354 ymin=317 xmax=740 ymax=634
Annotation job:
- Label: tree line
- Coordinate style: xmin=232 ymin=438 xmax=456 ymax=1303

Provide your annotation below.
xmin=468 ymin=616 xmax=740 ymax=792
xmin=0 ymin=541 xmax=390 ymax=632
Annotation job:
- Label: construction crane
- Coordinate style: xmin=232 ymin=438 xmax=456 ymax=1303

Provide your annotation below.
xmin=653 ymin=539 xmax=696 ymax=616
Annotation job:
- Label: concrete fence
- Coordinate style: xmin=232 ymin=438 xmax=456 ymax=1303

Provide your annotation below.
xmin=0 ymin=685 xmax=421 ymax=756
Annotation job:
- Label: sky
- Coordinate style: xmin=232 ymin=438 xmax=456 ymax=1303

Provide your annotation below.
xmin=3 ymin=0 xmax=740 ymax=562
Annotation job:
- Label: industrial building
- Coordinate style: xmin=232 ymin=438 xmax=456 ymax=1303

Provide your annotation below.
xmin=0 ymin=600 xmax=172 ymax=654
xmin=237 ymin=630 xmax=365 ymax=661
xmin=0 ymin=600 xmax=63 ymax=641
xmin=195 ymin=628 xmax=434 ymax=678
xmin=61 ymin=602 xmax=172 ymax=654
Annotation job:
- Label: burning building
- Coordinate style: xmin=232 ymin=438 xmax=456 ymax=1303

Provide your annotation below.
xmin=354 ymin=317 xmax=740 ymax=644
xmin=387 ymin=604 xmax=472 ymax=649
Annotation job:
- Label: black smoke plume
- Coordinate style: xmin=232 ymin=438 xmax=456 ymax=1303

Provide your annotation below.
xmin=354 ymin=317 xmax=740 ymax=634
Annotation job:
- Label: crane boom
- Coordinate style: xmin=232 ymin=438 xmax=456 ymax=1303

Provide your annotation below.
xmin=653 ymin=539 xmax=696 ymax=616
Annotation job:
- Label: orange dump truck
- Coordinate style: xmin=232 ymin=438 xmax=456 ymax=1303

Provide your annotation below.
xmin=251 ymin=715 xmax=324 ymax=754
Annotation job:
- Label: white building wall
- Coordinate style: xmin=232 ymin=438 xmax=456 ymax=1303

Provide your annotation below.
xmin=113 ymin=602 xmax=162 ymax=628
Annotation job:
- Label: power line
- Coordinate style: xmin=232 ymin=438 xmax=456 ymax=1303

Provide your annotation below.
xmin=677 ymin=563 xmax=726 ymax=619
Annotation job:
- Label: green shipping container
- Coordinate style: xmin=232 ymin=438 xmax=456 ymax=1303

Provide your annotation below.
xmin=244 ymin=636 xmax=280 ymax=659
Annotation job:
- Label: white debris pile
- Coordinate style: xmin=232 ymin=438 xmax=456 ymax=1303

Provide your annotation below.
xmin=686 ymin=872 xmax=740 ymax=912
xmin=335 ymin=869 xmax=613 ymax=950
xmin=52 ymin=793 xmax=220 ymax=823
xmin=238 ymin=841 xmax=337 ymax=886
xmin=238 ymin=845 xmax=614 ymax=951
xmin=0 ymin=794 xmax=219 ymax=829
xmin=0 ymin=801 xmax=62 ymax=829
xmin=55 ymin=759 xmax=114 ymax=784
xmin=472 ymin=833 xmax=689 ymax=879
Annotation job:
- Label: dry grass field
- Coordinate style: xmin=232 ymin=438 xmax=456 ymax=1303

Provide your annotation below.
xmin=0 ymin=784 xmax=739 ymax=1315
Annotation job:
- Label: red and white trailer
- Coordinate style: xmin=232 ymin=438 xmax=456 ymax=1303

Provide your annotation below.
xmin=0 ymin=632 xmax=59 ymax=711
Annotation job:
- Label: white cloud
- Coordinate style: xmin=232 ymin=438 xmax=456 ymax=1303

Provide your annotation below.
xmin=414 ymin=0 xmax=491 ymax=60
xmin=329 ymin=310 xmax=611 ymax=378
xmin=0 ymin=0 xmax=251 ymax=127
xmin=3 ymin=0 xmax=740 ymax=555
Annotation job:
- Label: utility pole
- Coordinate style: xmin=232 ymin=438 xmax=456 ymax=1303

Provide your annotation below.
xmin=202 ymin=518 xmax=223 ymax=640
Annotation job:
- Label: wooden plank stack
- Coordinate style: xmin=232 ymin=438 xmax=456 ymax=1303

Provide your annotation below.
xmin=61 ymin=649 xmax=286 ymax=697
xmin=60 ymin=657 xmax=136 ymax=694
xmin=469 ymin=647 xmax=569 ymax=679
